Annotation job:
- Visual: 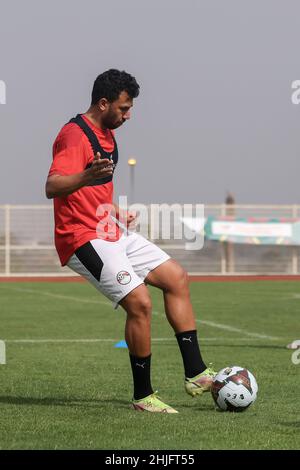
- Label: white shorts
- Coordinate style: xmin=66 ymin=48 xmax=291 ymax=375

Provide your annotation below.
xmin=67 ymin=231 xmax=170 ymax=307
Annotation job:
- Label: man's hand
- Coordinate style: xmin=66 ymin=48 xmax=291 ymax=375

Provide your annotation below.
xmin=87 ymin=152 xmax=114 ymax=181
xmin=125 ymin=211 xmax=138 ymax=228
xmin=117 ymin=209 xmax=138 ymax=228
xmin=45 ymin=152 xmax=114 ymax=199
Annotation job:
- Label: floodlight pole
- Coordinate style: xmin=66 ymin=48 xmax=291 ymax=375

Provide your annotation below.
xmin=224 ymin=192 xmax=235 ymax=273
xmin=128 ymin=158 xmax=137 ymax=205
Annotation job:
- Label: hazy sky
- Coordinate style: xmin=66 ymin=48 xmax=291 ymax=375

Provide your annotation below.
xmin=0 ymin=0 xmax=299 ymax=205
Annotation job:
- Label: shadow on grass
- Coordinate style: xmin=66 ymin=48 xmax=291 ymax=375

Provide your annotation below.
xmin=278 ymin=421 xmax=300 ymax=428
xmin=178 ymin=402 xmax=214 ymax=411
xmin=0 ymin=396 xmax=129 ymax=408
xmin=0 ymin=395 xmax=218 ymax=413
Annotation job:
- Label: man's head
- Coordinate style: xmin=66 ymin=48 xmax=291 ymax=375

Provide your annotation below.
xmin=91 ymin=69 xmax=140 ymax=129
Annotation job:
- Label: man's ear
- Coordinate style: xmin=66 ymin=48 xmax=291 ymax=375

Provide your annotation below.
xmin=98 ymin=97 xmax=109 ymax=112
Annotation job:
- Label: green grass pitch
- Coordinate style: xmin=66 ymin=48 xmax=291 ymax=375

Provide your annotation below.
xmin=0 ymin=280 xmax=299 ymax=450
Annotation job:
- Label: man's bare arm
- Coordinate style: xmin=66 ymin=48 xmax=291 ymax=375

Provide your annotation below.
xmin=45 ymin=152 xmax=113 ymax=199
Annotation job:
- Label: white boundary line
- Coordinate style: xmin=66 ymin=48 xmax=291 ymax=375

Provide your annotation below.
xmin=154 ymin=310 xmax=280 ymax=341
xmin=290 ymin=294 xmax=300 ymax=299
xmin=0 ymin=286 xmax=281 ymax=341
xmin=2 ymin=337 xmax=282 ymax=344
xmin=197 ymin=319 xmax=280 ymax=340
xmin=0 ymin=340 xmax=6 ymax=364
xmin=0 ymin=285 xmax=110 ymax=306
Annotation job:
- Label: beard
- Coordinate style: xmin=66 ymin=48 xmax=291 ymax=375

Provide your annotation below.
xmin=102 ymin=113 xmax=125 ymax=130
xmin=109 ymin=120 xmax=125 ymax=130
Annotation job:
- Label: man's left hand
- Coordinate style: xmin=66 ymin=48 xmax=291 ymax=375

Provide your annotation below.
xmin=124 ymin=211 xmax=137 ymax=228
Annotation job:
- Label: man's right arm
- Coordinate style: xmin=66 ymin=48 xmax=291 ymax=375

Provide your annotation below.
xmin=45 ymin=152 xmax=113 ymax=199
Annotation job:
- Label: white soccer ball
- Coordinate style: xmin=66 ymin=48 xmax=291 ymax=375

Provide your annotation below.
xmin=211 ymin=366 xmax=258 ymax=412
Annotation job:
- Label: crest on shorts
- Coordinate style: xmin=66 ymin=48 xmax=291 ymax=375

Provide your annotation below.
xmin=116 ymin=271 xmax=131 ymax=285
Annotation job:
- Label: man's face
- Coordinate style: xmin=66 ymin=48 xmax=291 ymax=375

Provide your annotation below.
xmin=100 ymin=91 xmax=133 ymax=129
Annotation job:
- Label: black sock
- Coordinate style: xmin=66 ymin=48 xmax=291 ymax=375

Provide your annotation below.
xmin=175 ymin=330 xmax=207 ymax=378
xmin=129 ymin=353 xmax=154 ymax=400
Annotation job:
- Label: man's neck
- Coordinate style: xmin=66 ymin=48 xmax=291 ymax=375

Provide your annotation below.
xmin=83 ymin=107 xmax=107 ymax=130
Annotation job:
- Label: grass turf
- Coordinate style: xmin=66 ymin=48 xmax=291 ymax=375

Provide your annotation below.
xmin=0 ymin=280 xmax=299 ymax=450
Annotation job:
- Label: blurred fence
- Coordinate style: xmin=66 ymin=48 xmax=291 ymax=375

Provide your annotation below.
xmin=0 ymin=204 xmax=300 ymax=276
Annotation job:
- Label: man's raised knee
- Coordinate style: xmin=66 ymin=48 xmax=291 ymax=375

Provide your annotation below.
xmin=175 ymin=266 xmax=189 ymax=290
xmin=131 ymin=295 xmax=152 ymax=316
xmin=120 ymin=286 xmax=152 ymax=317
xmin=165 ymin=262 xmax=189 ymax=289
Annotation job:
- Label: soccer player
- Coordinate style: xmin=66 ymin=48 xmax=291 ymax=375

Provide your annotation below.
xmin=46 ymin=69 xmax=215 ymax=413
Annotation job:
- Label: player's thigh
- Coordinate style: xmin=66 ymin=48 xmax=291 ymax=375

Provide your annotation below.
xmin=145 ymin=258 xmax=188 ymax=291
xmin=119 ymin=283 xmax=152 ymax=316
xmin=67 ymin=239 xmax=143 ymax=305
xmin=125 ymin=232 xmax=170 ymax=281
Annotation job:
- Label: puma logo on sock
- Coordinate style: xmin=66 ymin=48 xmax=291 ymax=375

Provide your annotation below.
xmin=182 ymin=337 xmax=192 ymax=343
xmin=136 ymin=362 xmax=145 ymax=368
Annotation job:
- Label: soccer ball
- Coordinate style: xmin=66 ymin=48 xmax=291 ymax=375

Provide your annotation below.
xmin=211 ymin=366 xmax=258 ymax=412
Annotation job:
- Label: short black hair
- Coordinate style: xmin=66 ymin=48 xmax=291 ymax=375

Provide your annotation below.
xmin=91 ymin=69 xmax=140 ymax=105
